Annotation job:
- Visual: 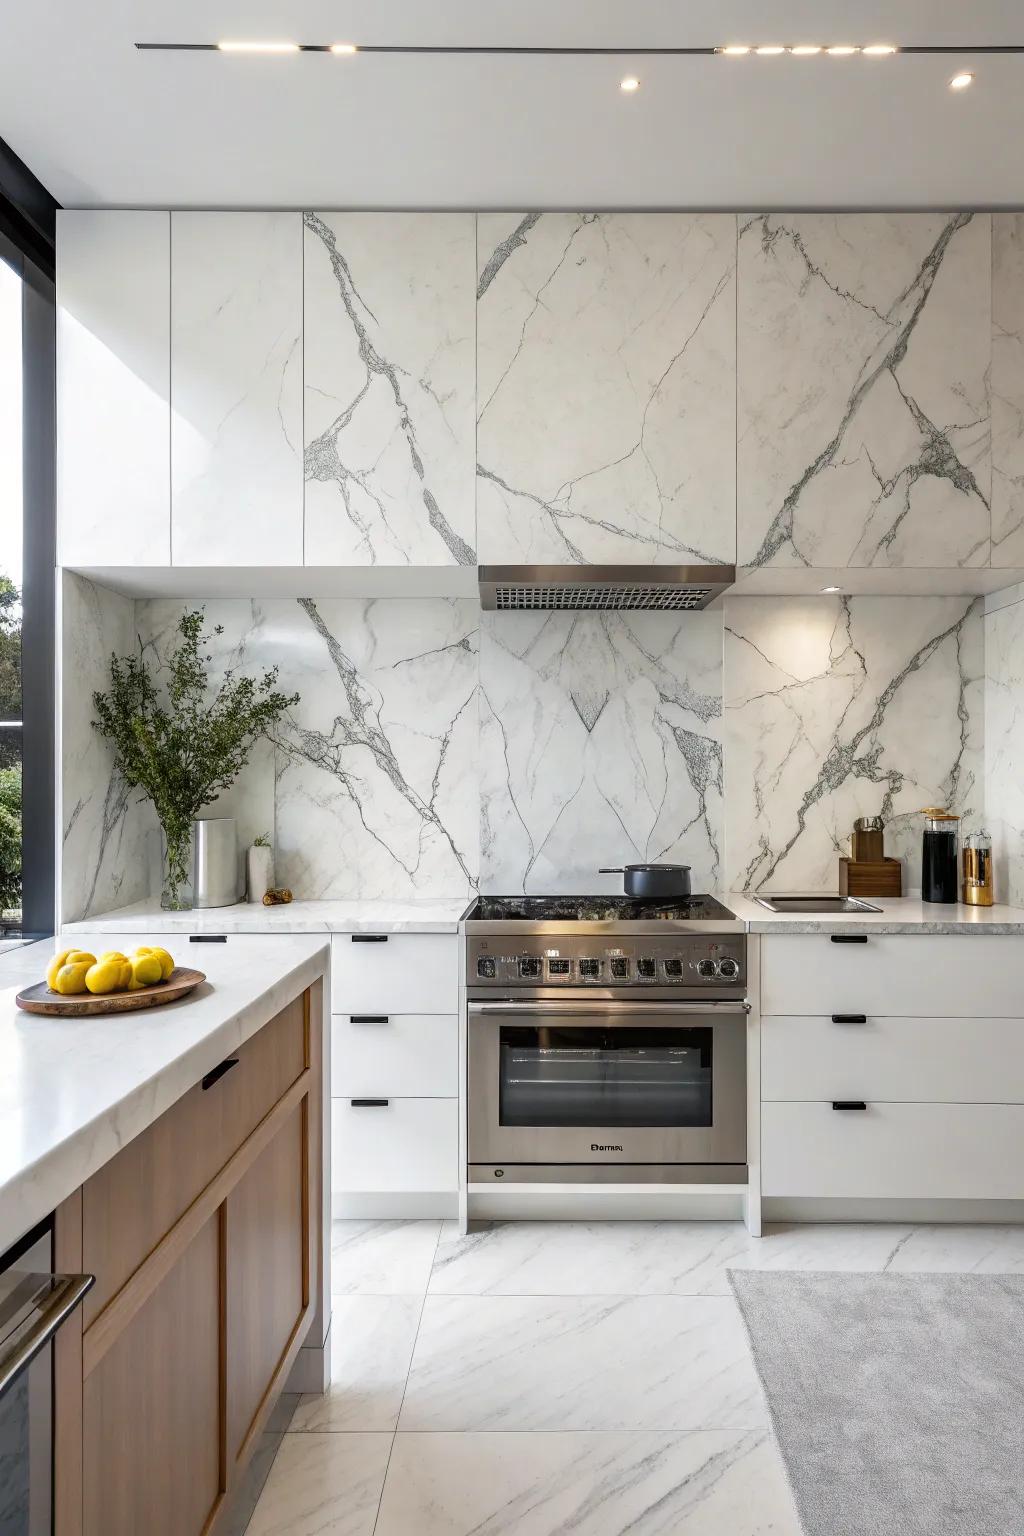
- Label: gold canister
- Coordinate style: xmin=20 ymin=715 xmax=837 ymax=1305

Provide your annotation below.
xmin=962 ymin=831 xmax=994 ymax=906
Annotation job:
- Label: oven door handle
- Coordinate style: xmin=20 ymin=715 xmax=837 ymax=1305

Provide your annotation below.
xmin=0 ymin=1271 xmax=94 ymax=1398
xmin=468 ymin=1000 xmax=750 ymax=1017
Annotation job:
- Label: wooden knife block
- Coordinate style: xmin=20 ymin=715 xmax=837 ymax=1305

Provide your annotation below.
xmin=839 ymin=856 xmax=902 ymax=898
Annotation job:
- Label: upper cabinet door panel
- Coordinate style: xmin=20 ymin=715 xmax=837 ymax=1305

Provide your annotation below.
xmin=303 ymin=212 xmax=476 ymax=566
xmin=171 ymin=212 xmax=303 ymax=566
xmin=57 ymin=211 xmax=170 ymax=566
xmin=737 ymin=213 xmax=992 ymax=570
xmin=476 ymin=213 xmax=737 ymax=566
xmin=992 ymin=214 xmax=1024 ymax=567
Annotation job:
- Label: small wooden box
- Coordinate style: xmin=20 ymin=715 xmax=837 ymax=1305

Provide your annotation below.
xmin=839 ymin=856 xmax=903 ymax=898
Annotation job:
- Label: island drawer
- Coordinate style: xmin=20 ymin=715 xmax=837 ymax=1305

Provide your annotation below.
xmin=82 ymin=992 xmax=306 ymax=1323
xmin=331 ymin=933 xmax=459 ymax=1014
xmin=761 ymin=934 xmax=1024 ymax=1018
xmin=762 ymin=1015 xmax=1024 ymax=1103
xmin=762 ymin=1101 xmax=1024 ymax=1199
xmin=331 ymin=1014 xmax=458 ymax=1098
xmin=332 ymin=1096 xmax=458 ymax=1193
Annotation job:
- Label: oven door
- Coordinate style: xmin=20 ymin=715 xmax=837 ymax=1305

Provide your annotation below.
xmin=467 ymin=998 xmax=747 ymax=1170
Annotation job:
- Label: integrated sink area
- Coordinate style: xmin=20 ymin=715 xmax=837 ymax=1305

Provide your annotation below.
xmin=753 ymin=894 xmax=883 ymax=915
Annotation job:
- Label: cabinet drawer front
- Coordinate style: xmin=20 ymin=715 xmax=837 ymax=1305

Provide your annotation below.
xmin=761 ymin=934 xmax=1024 ymax=1017
xmin=332 ymin=1097 xmax=458 ymax=1193
xmin=83 ymin=994 xmax=306 ymax=1323
xmin=331 ymin=934 xmax=458 ymax=1014
xmin=763 ymin=1015 xmax=1024 ymax=1104
xmin=762 ymin=1101 xmax=1024 ymax=1199
xmin=332 ymin=1014 xmax=458 ymax=1098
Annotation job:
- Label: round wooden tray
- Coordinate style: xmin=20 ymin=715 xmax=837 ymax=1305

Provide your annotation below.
xmin=16 ymin=966 xmax=207 ymax=1017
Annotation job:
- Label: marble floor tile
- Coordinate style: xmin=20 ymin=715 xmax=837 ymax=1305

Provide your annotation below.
xmin=332 ymin=1219 xmax=442 ymax=1295
xmin=290 ymin=1294 xmax=423 ymax=1432
xmin=884 ymin=1224 xmax=1024 ymax=1273
xmin=375 ymin=1429 xmax=800 ymax=1536
xmin=399 ymin=1294 xmax=766 ymax=1432
xmin=245 ymin=1432 xmax=392 ymax=1536
xmin=429 ymin=1220 xmax=915 ymax=1297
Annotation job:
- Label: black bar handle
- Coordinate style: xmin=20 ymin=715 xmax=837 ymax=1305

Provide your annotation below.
xmin=350 ymin=1015 xmax=389 ymax=1024
xmin=351 ymin=934 xmax=388 ymax=943
xmin=350 ymin=1098 xmax=390 ymax=1107
xmin=830 ymin=934 xmax=868 ymax=944
xmin=190 ymin=934 xmax=227 ymax=943
xmin=831 ymin=1013 xmax=867 ymax=1024
xmin=202 ymin=1058 xmax=239 ymax=1091
xmin=832 ymin=1100 xmax=867 ymax=1111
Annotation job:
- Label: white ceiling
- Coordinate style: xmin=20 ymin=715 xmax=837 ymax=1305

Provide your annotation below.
xmin=4 ymin=0 xmax=1024 ymax=209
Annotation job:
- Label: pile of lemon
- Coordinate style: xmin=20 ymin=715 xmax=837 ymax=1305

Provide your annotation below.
xmin=47 ymin=946 xmax=176 ymax=996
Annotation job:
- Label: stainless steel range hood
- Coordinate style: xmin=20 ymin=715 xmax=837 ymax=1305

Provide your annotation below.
xmin=478 ymin=564 xmax=736 ymax=612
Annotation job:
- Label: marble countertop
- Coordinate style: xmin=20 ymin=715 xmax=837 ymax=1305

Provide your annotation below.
xmin=62 ymin=897 xmax=471 ymax=935
xmin=0 ymin=931 xmax=329 ymax=1254
xmin=727 ymin=893 xmax=1024 ymax=934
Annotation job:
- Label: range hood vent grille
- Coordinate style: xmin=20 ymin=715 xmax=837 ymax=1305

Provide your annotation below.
xmin=479 ymin=564 xmax=735 ymax=613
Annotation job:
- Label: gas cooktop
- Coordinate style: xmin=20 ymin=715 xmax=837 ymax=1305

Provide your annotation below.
xmin=464 ymin=894 xmax=738 ymax=924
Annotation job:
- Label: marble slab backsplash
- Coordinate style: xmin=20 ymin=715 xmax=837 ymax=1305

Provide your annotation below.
xmin=63 ymin=579 xmax=1006 ymax=919
xmin=984 ymin=584 xmax=1024 ymax=906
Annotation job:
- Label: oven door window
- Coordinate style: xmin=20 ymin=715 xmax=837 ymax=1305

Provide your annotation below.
xmin=498 ymin=1025 xmax=712 ymax=1129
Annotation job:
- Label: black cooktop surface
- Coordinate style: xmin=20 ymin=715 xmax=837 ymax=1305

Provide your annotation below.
xmin=465 ymin=894 xmax=737 ymax=922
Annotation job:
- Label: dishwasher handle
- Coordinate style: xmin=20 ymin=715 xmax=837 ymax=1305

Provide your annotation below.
xmin=0 ymin=1270 xmax=94 ymax=1399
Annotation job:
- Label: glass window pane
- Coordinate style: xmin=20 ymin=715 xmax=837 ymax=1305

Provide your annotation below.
xmin=0 ymin=257 xmax=23 ymax=932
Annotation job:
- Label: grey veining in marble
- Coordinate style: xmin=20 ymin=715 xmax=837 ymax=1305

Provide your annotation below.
xmin=289 ymin=1294 xmax=423 ymax=1432
xmin=737 ymin=212 xmax=991 ymax=569
xmin=984 ymin=590 xmax=1024 ymax=907
xmin=724 ymin=595 xmax=984 ymax=891
xmin=60 ymin=573 xmax=154 ymax=923
xmin=992 ymin=215 xmax=1024 ymax=567
xmin=245 ymin=1432 xmax=391 ymax=1536
xmin=477 ymin=212 xmax=736 ymax=563
xmin=479 ymin=610 xmax=722 ymax=892
xmin=303 ymin=212 xmax=476 ymax=566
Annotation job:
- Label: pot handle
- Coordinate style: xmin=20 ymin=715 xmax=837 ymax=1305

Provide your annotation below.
xmin=598 ymin=868 xmax=623 ymax=874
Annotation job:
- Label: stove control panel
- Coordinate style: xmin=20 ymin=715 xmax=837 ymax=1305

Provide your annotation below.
xmin=468 ymin=934 xmax=746 ymax=989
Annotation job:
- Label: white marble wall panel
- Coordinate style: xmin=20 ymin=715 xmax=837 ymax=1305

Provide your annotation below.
xmin=476 ymin=213 xmax=736 ymax=564
xmin=737 ymin=213 xmax=991 ymax=570
xmin=984 ymin=592 xmax=1024 ymax=906
xmin=724 ymin=596 xmax=984 ymax=892
xmin=57 ymin=211 xmax=170 ymax=566
xmin=61 ymin=573 xmax=155 ymax=923
xmin=992 ymin=215 xmax=1024 ymax=567
xmin=478 ymin=611 xmax=723 ymax=893
xmin=171 ymin=212 xmax=303 ymax=566
xmin=303 ymin=213 xmax=476 ymax=567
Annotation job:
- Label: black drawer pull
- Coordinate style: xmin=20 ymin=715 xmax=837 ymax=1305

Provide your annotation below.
xmin=190 ymin=934 xmax=227 ymax=943
xmin=352 ymin=934 xmax=388 ymax=944
xmin=202 ymin=1058 xmax=238 ymax=1091
xmin=832 ymin=1100 xmax=867 ymax=1111
xmin=351 ymin=1015 xmax=389 ymax=1024
xmin=830 ymin=934 xmax=868 ymax=944
xmin=832 ymin=1014 xmax=867 ymax=1024
xmin=350 ymin=1098 xmax=390 ymax=1108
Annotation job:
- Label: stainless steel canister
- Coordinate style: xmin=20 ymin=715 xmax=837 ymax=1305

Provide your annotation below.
xmin=192 ymin=816 xmax=243 ymax=908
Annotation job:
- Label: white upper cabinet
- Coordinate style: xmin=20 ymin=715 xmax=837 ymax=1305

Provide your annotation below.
xmin=737 ymin=212 xmax=992 ymax=570
xmin=303 ymin=212 xmax=476 ymax=566
xmin=57 ymin=210 xmax=171 ymax=566
xmin=476 ymin=212 xmax=737 ymax=566
xmin=170 ymin=212 xmax=303 ymax=566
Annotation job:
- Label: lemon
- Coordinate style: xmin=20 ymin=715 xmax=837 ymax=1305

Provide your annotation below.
xmin=85 ymin=958 xmax=131 ymax=996
xmin=127 ymin=953 xmax=163 ymax=990
xmin=133 ymin=945 xmax=174 ymax=980
xmin=46 ymin=949 xmax=96 ymax=991
xmin=52 ymin=959 xmax=94 ymax=995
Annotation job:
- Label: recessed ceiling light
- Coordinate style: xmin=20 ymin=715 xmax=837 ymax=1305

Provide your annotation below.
xmin=721 ymin=45 xmax=751 ymax=56
xmin=790 ymin=45 xmax=822 ymax=55
xmin=620 ymin=75 xmax=640 ymax=91
xmin=216 ymin=40 xmax=300 ymax=53
xmin=863 ymin=43 xmax=898 ymax=55
xmin=827 ymin=45 xmax=859 ymax=55
xmin=329 ymin=43 xmax=358 ymax=55
xmin=949 ymin=71 xmax=975 ymax=90
xmin=821 ymin=585 xmax=843 ymax=594
xmin=756 ymin=45 xmax=785 ymax=55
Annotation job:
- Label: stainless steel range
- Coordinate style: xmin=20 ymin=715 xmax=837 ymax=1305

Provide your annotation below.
xmin=463 ymin=895 xmax=748 ymax=1185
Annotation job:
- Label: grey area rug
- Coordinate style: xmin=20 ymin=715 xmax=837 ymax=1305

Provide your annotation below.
xmin=730 ymin=1270 xmax=1024 ymax=1536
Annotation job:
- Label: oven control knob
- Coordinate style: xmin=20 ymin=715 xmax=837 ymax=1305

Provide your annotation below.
xmin=663 ymin=958 xmax=683 ymax=979
xmin=637 ymin=957 xmax=656 ymax=979
xmin=609 ymin=956 xmax=630 ymax=980
xmin=519 ymin=955 xmax=542 ymax=979
xmin=718 ymin=957 xmax=740 ymax=980
xmin=476 ymin=956 xmax=496 ymax=979
xmin=579 ymin=957 xmax=601 ymax=980
xmin=696 ymin=958 xmax=717 ymax=978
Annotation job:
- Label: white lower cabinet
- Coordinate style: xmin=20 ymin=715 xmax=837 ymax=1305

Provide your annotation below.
xmin=332 ymin=1014 xmax=458 ymax=1099
xmin=332 ymin=1097 xmax=459 ymax=1194
xmin=762 ymin=1102 xmax=1024 ymax=1200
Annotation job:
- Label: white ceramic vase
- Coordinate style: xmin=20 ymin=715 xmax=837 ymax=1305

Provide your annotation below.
xmin=246 ymin=843 xmax=274 ymax=904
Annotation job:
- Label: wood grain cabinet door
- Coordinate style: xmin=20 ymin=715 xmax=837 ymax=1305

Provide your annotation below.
xmin=82 ymin=1214 xmax=221 ymax=1536
xmin=225 ymin=1100 xmax=309 ymax=1468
